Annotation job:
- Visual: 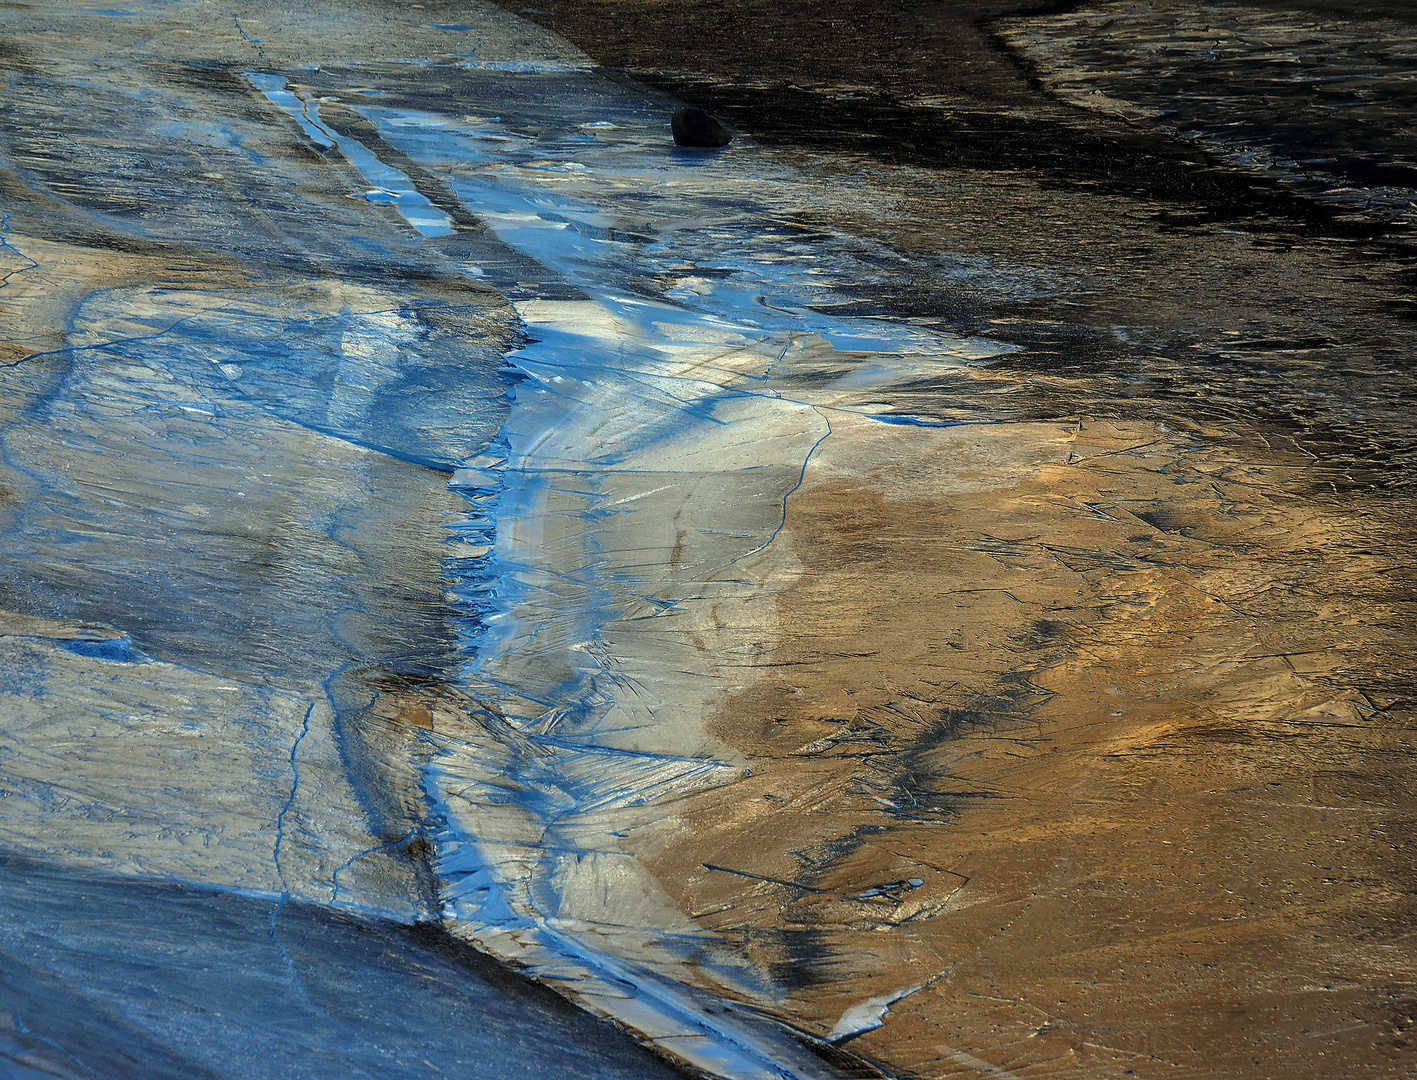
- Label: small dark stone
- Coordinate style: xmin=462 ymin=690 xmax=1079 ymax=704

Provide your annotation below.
xmin=670 ymin=106 xmax=733 ymax=148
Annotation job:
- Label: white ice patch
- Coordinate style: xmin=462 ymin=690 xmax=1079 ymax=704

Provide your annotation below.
xmin=828 ymin=983 xmax=926 ymax=1042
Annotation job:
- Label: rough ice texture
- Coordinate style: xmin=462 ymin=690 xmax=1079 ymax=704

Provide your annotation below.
xmin=4 ymin=1 xmax=1415 ymax=1078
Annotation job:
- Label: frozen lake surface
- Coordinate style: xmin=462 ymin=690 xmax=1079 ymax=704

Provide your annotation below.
xmin=2 ymin=1 xmax=1415 ymax=1078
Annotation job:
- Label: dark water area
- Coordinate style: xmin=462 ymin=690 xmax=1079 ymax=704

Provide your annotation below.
xmin=1003 ymin=3 xmax=1417 ymax=229
xmin=0 ymin=3 xmax=929 ymax=1074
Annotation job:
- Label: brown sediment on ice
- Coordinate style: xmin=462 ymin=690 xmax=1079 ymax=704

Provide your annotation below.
xmin=623 ymin=417 xmax=1417 ymax=1079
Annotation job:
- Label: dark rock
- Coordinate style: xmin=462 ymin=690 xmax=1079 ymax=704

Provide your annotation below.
xmin=670 ymin=106 xmax=732 ymax=148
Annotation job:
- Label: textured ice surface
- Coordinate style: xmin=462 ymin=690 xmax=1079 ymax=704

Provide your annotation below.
xmin=0 ymin=2 xmax=1017 ymax=1076
xmin=0 ymin=1 xmax=663 ymax=1071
